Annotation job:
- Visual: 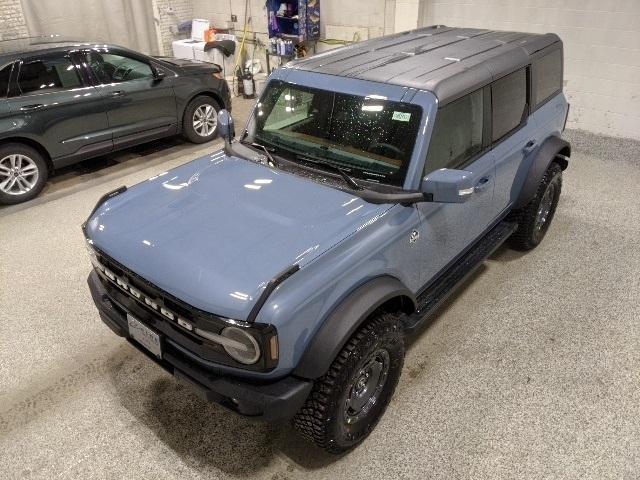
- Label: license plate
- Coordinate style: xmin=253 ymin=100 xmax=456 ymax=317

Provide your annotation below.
xmin=127 ymin=314 xmax=162 ymax=359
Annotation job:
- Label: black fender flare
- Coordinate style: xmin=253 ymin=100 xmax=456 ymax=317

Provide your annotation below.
xmin=292 ymin=276 xmax=416 ymax=379
xmin=514 ymin=136 xmax=570 ymax=209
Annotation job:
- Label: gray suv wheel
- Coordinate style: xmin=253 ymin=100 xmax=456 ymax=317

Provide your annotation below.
xmin=0 ymin=144 xmax=48 ymax=205
xmin=183 ymin=96 xmax=221 ymax=144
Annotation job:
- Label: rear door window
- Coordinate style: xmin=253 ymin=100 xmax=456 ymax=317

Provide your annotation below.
xmin=424 ymin=89 xmax=484 ymax=174
xmin=532 ymin=49 xmax=562 ymax=107
xmin=491 ymin=68 xmax=527 ymax=142
xmin=0 ymin=63 xmax=13 ymax=97
xmin=18 ymin=54 xmax=82 ymax=95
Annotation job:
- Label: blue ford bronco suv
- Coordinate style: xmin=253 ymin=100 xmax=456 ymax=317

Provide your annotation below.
xmin=85 ymin=26 xmax=570 ymax=453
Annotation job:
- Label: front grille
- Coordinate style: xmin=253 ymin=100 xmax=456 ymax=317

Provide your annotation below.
xmin=92 ymin=248 xmax=277 ymax=372
xmin=95 ymin=249 xmax=229 ymax=331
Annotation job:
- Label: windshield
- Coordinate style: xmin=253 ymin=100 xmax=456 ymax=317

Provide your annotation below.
xmin=247 ymin=80 xmax=422 ymax=187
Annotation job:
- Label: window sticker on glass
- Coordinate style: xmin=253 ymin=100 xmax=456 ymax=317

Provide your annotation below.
xmin=392 ymin=111 xmax=411 ymax=122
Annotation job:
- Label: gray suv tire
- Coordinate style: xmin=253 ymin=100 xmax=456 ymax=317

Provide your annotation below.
xmin=0 ymin=143 xmax=48 ymax=205
xmin=182 ymin=96 xmax=221 ymax=144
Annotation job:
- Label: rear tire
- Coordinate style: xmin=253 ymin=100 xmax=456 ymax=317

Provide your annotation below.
xmin=508 ymin=162 xmax=562 ymax=251
xmin=292 ymin=312 xmax=405 ymax=454
xmin=0 ymin=143 xmax=48 ymax=205
xmin=182 ymin=96 xmax=221 ymax=144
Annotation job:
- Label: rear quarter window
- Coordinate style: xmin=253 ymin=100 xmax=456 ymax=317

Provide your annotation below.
xmin=532 ymin=49 xmax=563 ymax=107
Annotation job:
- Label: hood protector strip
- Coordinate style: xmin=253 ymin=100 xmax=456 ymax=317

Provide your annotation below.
xmin=246 ymin=264 xmax=300 ymax=323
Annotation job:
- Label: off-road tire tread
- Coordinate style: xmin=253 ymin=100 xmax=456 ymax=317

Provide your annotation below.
xmin=292 ymin=312 xmax=404 ymax=453
xmin=507 ymin=161 xmax=562 ymax=251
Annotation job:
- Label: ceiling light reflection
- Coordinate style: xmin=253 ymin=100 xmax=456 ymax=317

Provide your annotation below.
xmin=230 ymin=291 xmax=250 ymax=300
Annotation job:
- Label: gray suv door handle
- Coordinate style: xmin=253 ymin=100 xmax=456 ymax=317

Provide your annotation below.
xmin=20 ymin=104 xmax=45 ymax=111
xmin=474 ymin=176 xmax=491 ymax=192
xmin=522 ymin=140 xmax=537 ymax=154
xmin=109 ymin=90 xmax=125 ymax=97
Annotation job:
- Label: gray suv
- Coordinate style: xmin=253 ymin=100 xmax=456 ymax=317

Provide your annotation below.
xmin=0 ymin=38 xmax=231 ymax=204
xmin=85 ymin=26 xmax=570 ymax=453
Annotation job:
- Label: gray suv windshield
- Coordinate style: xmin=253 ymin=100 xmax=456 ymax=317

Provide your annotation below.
xmin=249 ymin=80 xmax=422 ymax=186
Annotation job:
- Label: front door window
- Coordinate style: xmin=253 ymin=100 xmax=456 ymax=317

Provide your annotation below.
xmin=86 ymin=52 xmax=154 ymax=84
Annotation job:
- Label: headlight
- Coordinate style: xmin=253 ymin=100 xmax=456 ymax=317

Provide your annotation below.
xmin=220 ymin=326 xmax=261 ymax=364
xmin=195 ymin=324 xmax=277 ymax=368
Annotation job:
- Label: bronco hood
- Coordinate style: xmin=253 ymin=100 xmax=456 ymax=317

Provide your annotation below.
xmin=86 ymin=150 xmax=389 ymax=320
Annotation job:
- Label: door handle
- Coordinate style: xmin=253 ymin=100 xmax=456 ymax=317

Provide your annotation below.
xmin=20 ymin=104 xmax=45 ymax=111
xmin=522 ymin=140 xmax=537 ymax=155
xmin=109 ymin=90 xmax=125 ymax=97
xmin=474 ymin=176 xmax=491 ymax=192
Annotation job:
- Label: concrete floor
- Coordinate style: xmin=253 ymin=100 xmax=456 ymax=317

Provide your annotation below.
xmin=1 ymin=97 xmax=639 ymax=479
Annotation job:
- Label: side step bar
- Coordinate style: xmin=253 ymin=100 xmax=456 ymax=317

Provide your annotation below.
xmin=404 ymin=220 xmax=518 ymax=333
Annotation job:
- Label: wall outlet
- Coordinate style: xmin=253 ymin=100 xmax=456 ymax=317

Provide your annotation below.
xmin=231 ymin=14 xmax=238 ymax=22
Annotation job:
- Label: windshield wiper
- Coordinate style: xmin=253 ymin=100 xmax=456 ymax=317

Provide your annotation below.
xmin=296 ymin=155 xmax=363 ymax=190
xmin=240 ymin=140 xmax=278 ymax=168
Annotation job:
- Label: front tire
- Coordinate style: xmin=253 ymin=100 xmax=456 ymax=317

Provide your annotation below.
xmin=0 ymin=143 xmax=48 ymax=205
xmin=182 ymin=96 xmax=221 ymax=144
xmin=508 ymin=162 xmax=562 ymax=251
xmin=293 ymin=312 xmax=405 ymax=454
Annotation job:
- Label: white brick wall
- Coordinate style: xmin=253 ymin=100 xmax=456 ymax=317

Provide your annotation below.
xmin=153 ymin=0 xmax=194 ymax=55
xmin=0 ymin=0 xmax=29 ymax=41
xmin=321 ymin=0 xmax=394 ymax=39
xmin=192 ymin=0 xmax=269 ymax=72
xmin=395 ymin=0 xmax=420 ymax=32
xmin=419 ymin=0 xmax=640 ymax=140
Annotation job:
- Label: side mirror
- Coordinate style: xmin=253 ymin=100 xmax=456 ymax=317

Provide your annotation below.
xmin=217 ymin=109 xmax=235 ymax=143
xmin=421 ymin=168 xmax=475 ymax=203
xmin=152 ymin=67 xmax=166 ymax=81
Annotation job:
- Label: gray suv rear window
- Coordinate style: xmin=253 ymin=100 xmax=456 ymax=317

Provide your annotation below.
xmin=18 ymin=55 xmax=82 ymax=95
xmin=0 ymin=63 xmax=12 ymax=97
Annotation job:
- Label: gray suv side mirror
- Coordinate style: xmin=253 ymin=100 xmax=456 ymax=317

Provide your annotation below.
xmin=217 ymin=109 xmax=235 ymax=143
xmin=421 ymin=168 xmax=475 ymax=203
xmin=152 ymin=66 xmax=166 ymax=81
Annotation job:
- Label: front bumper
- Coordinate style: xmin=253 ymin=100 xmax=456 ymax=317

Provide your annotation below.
xmin=88 ymin=270 xmax=311 ymax=422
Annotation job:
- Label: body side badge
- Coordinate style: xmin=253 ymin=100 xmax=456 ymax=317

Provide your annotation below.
xmin=409 ymin=230 xmax=420 ymax=244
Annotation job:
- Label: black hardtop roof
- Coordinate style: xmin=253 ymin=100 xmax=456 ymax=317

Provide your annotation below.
xmin=287 ymin=25 xmax=561 ymax=105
